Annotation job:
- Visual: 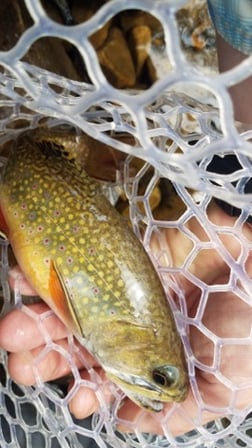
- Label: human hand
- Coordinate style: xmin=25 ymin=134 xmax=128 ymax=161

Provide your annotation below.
xmin=0 ymin=201 xmax=252 ymax=435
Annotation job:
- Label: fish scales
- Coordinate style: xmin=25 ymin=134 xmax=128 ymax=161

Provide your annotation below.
xmin=0 ymin=130 xmax=188 ymax=411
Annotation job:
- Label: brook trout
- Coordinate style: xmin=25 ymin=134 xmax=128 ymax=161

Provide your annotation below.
xmin=0 ymin=129 xmax=188 ymax=411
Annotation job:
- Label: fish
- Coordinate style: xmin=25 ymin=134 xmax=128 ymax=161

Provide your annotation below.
xmin=0 ymin=129 xmax=188 ymax=411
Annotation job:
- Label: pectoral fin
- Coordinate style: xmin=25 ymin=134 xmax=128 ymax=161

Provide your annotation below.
xmin=49 ymin=260 xmax=83 ymax=336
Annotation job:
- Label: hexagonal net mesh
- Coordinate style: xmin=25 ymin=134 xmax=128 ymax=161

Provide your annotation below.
xmin=0 ymin=0 xmax=252 ymax=447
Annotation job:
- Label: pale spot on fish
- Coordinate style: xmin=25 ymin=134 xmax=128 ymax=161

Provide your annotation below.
xmin=76 ymin=276 xmax=84 ymax=286
xmin=119 ymin=264 xmax=148 ymax=317
xmin=91 ymin=305 xmax=99 ymax=313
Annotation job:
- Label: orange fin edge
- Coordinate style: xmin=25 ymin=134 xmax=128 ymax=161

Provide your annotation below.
xmin=0 ymin=206 xmax=9 ymax=239
xmin=49 ymin=260 xmax=83 ymax=336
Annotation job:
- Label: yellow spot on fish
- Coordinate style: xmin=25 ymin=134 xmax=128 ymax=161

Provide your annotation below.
xmin=87 ymin=264 xmax=95 ymax=272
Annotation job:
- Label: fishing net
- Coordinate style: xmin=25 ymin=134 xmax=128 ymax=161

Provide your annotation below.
xmin=0 ymin=0 xmax=252 ymax=446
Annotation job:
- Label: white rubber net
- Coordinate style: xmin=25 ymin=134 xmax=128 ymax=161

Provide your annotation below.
xmin=0 ymin=0 xmax=252 ymax=447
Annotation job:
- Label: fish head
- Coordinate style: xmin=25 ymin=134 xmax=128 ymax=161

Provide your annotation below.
xmin=92 ymin=319 xmax=189 ymax=412
xmin=106 ymin=363 xmax=188 ymax=412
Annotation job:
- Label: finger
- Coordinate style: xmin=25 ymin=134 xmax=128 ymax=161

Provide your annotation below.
xmin=7 ymin=337 xmax=98 ymax=386
xmin=8 ymin=265 xmax=38 ymax=296
xmin=0 ymin=303 xmax=67 ymax=352
xmin=68 ymin=368 xmax=114 ymax=419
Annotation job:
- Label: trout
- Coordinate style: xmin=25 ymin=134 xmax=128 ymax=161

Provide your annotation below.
xmin=0 ymin=129 xmax=188 ymax=411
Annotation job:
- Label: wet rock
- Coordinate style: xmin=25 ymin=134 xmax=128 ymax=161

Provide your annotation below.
xmin=128 ymin=25 xmax=153 ymax=78
xmin=97 ymin=27 xmax=136 ymax=88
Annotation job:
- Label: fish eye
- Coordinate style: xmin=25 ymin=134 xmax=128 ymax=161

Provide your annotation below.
xmin=152 ymin=365 xmax=180 ymax=388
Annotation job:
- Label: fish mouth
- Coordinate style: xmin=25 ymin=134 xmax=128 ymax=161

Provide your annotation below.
xmin=106 ymin=370 xmax=188 ymax=412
